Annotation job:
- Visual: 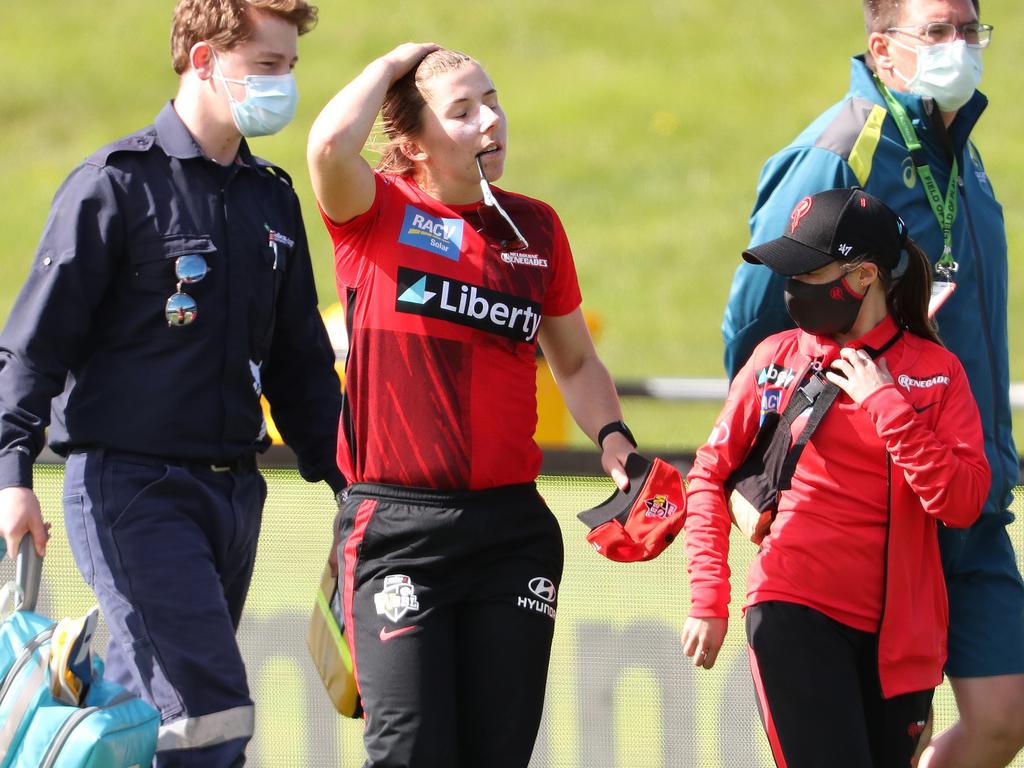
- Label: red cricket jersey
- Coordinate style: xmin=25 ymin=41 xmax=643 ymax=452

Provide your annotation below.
xmin=320 ymin=172 xmax=581 ymax=490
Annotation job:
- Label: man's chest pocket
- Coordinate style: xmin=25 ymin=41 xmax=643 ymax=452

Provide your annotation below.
xmin=130 ymin=235 xmax=218 ymax=294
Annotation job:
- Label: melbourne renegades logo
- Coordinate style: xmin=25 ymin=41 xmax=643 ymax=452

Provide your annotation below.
xmin=830 ymin=285 xmax=845 ymax=300
xmin=789 ymin=196 xmax=813 ymax=233
xmin=644 ymin=494 xmax=678 ymax=520
xmin=373 ymin=574 xmax=420 ymax=623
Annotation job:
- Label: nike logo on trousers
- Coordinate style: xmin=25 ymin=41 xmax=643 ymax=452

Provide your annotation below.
xmin=379 ymin=625 xmax=419 ymax=642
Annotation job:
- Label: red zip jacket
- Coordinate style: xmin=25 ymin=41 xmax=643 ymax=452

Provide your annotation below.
xmin=685 ymin=316 xmax=990 ymax=697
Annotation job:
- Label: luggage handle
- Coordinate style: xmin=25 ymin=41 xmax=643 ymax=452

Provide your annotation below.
xmin=0 ymin=537 xmax=42 ymax=614
xmin=16 ymin=536 xmax=42 ymax=613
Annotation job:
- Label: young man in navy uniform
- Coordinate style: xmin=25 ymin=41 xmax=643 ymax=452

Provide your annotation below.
xmin=0 ymin=2 xmax=344 ymax=765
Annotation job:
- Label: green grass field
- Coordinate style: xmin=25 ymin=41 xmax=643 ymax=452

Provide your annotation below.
xmin=2 ymin=0 xmax=1023 ymax=451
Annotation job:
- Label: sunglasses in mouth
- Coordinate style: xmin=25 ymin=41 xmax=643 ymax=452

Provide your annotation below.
xmin=472 ymin=153 xmax=529 ymax=252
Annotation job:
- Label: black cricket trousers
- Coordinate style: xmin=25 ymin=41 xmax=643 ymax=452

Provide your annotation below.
xmin=747 ymin=600 xmax=933 ymax=768
xmin=337 ymin=481 xmax=563 ymax=768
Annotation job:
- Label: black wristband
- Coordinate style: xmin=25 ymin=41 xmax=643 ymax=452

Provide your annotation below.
xmin=597 ymin=420 xmax=637 ymax=449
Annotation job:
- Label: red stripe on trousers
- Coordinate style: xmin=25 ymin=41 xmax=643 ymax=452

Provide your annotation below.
xmin=748 ymin=644 xmax=788 ymax=768
xmin=342 ymin=497 xmax=378 ymax=693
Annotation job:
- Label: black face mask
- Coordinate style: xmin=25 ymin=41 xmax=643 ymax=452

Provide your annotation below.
xmin=784 ymin=275 xmax=866 ymax=336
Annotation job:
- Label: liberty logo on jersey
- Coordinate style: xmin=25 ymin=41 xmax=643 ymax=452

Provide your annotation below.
xmin=398 ymin=205 xmax=464 ymax=261
xmin=396 ymin=267 xmax=542 ymax=343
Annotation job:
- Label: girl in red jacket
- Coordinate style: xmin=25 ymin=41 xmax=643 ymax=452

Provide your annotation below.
xmin=682 ymin=188 xmax=990 ymax=768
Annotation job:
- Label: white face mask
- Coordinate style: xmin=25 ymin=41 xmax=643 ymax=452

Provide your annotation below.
xmin=889 ymin=38 xmax=983 ymax=112
xmin=212 ymin=53 xmax=298 ymax=138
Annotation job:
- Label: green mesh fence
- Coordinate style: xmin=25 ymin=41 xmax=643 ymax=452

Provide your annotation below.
xmin=4 ymin=465 xmax=1022 ymax=767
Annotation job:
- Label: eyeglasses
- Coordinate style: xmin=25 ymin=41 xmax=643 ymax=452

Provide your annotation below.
xmin=886 ymin=21 xmax=993 ymax=48
xmin=165 ymin=254 xmax=209 ymax=327
xmin=473 ymin=154 xmax=529 ymax=251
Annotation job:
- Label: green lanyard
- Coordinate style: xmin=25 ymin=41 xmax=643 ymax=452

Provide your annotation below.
xmin=873 ymin=75 xmax=959 ymax=278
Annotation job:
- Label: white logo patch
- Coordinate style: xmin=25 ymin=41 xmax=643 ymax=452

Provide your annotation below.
xmin=501 ymin=252 xmax=548 ymax=268
xmin=898 ymin=374 xmax=950 ymax=390
xmin=707 ymin=421 xmax=731 ymax=446
xmin=373 ymin=574 xmax=421 ymax=623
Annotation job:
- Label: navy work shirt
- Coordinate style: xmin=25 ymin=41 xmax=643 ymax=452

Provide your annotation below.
xmin=0 ymin=102 xmax=345 ymax=493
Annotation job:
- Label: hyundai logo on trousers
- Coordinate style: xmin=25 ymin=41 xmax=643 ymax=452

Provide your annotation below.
xmin=395 ymin=267 xmax=542 ymax=343
xmin=528 ymin=577 xmax=556 ymax=603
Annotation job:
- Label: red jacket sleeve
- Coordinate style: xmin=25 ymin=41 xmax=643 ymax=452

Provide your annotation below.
xmin=860 ymin=354 xmax=990 ymax=529
xmin=684 ymin=351 xmax=764 ymax=618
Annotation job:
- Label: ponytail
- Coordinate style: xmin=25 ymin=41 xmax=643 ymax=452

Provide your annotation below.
xmin=882 ymin=238 xmax=942 ymax=345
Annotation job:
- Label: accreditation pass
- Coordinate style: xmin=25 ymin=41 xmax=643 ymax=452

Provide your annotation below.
xmin=928 ymin=280 xmax=956 ymax=318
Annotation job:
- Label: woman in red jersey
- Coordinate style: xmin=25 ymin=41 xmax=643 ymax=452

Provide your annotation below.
xmin=681 ymin=188 xmax=990 ymax=768
xmin=306 ymin=43 xmax=634 ymax=767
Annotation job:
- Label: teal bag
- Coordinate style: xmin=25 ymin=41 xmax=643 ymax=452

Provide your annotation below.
xmin=0 ymin=539 xmax=159 ymax=768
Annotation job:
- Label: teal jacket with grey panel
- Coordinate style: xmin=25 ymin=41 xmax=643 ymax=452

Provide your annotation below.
xmin=722 ymin=55 xmax=1015 ymax=520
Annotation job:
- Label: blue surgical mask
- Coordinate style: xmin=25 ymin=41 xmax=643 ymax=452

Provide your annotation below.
xmin=890 ymin=38 xmax=983 ymax=112
xmin=213 ymin=54 xmax=298 ymax=138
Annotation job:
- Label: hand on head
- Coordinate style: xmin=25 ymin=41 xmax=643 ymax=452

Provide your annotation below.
xmin=382 ymin=43 xmax=442 ymax=81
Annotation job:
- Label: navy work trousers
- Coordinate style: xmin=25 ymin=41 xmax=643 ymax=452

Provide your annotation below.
xmin=63 ymin=449 xmax=265 ymax=767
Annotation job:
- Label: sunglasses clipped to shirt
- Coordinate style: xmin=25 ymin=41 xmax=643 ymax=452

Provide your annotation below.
xmin=165 ymin=254 xmax=209 ymax=327
xmin=469 ymin=154 xmax=530 ymax=252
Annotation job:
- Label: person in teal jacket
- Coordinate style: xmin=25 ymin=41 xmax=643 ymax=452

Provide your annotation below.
xmin=721 ymin=1 xmax=1024 ymax=766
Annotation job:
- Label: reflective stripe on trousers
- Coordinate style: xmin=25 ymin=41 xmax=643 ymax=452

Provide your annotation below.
xmin=156 ymin=704 xmax=255 ymax=752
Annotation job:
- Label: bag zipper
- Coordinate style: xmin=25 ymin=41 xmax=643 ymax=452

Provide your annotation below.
xmin=38 ymin=690 xmax=136 ymax=768
xmin=0 ymin=625 xmax=55 ymax=708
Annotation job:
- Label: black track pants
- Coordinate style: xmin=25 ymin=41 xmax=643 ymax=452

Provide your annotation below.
xmin=746 ymin=601 xmax=933 ymax=768
xmin=337 ymin=482 xmax=564 ymax=768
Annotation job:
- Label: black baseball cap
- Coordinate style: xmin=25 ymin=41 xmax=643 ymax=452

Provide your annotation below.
xmin=743 ymin=188 xmax=907 ymax=276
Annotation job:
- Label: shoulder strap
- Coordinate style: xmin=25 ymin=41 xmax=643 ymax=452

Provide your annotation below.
xmin=85 ymin=129 xmax=156 ymax=167
xmin=777 ymin=377 xmax=841 ymax=491
xmin=779 ymin=370 xmax=826 ymax=425
xmin=776 ymin=328 xmax=903 ymax=491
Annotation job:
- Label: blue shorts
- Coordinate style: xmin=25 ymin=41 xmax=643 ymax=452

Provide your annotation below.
xmin=939 ymin=508 xmax=1024 ymax=678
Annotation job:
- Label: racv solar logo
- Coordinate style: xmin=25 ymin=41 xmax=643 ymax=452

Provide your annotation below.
xmin=395 ymin=267 xmax=541 ymax=343
xmin=398 ymin=205 xmax=463 ymax=261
